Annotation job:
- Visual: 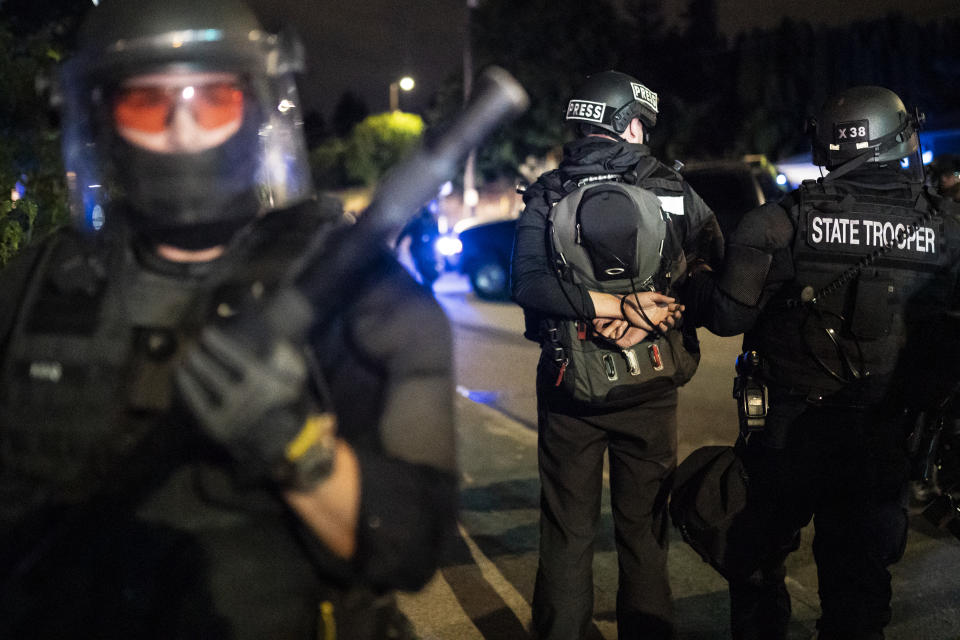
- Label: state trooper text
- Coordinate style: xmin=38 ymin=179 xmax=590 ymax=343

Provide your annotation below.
xmin=810 ymin=215 xmax=937 ymax=254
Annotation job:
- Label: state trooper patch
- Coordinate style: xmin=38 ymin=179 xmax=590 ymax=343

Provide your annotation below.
xmin=566 ymin=100 xmax=607 ymax=123
xmin=806 ymin=211 xmax=942 ymax=263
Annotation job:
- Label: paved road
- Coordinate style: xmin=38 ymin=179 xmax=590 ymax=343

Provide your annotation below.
xmin=397 ymin=273 xmax=960 ymax=640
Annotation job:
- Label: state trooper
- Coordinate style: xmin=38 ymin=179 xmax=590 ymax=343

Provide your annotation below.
xmin=681 ymin=86 xmax=960 ymax=639
xmin=0 ymin=0 xmax=456 ymax=637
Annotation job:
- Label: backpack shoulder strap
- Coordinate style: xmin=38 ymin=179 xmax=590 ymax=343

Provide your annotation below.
xmin=628 ymin=157 xmax=684 ymax=195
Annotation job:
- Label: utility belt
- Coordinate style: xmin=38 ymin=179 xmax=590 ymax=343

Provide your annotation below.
xmin=732 ymin=350 xmax=768 ymax=437
xmin=541 ymin=318 xmax=698 ymax=409
xmin=732 ymin=349 xmax=893 ymax=439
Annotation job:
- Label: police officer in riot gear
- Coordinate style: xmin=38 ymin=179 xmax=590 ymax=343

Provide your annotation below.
xmin=931 ymin=153 xmax=960 ymax=201
xmin=681 ymin=86 xmax=960 ymax=639
xmin=0 ymin=0 xmax=457 ymax=637
xmin=512 ymin=70 xmax=722 ymax=640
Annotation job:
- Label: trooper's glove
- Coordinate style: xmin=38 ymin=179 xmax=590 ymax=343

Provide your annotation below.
xmin=175 ymin=324 xmax=337 ymax=489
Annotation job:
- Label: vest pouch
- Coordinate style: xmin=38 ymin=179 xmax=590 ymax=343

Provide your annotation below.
xmin=547 ymin=321 xmax=698 ymax=409
xmin=851 ymin=274 xmax=895 ymax=340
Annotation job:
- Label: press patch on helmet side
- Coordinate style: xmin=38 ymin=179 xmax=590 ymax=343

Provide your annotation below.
xmin=566 ymin=100 xmax=607 ymax=123
xmin=631 ymin=83 xmax=659 ymax=114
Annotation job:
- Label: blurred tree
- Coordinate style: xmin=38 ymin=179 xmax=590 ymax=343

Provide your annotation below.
xmin=309 ymin=136 xmax=349 ymax=189
xmin=1 ymin=0 xmax=83 ymax=37
xmin=429 ymin=0 xmax=625 ymax=181
xmin=725 ymin=14 xmax=960 ymax=162
xmin=682 ymin=0 xmax=722 ymax=54
xmin=0 ymin=3 xmax=83 ymax=266
xmin=343 ymin=111 xmax=423 ymax=186
xmin=620 ymin=0 xmax=672 ymax=89
xmin=661 ymin=0 xmax=736 ymax=159
xmin=302 ymin=109 xmax=328 ymax=149
xmin=332 ymin=90 xmax=370 ymax=138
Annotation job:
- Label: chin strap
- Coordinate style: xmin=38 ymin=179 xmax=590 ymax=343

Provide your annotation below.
xmin=822 ymin=149 xmax=873 ymax=182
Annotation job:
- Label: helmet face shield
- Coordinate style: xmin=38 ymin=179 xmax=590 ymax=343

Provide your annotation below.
xmin=895 ymin=147 xmax=926 ymax=183
xmin=59 ymin=2 xmax=313 ymax=237
xmin=111 ymin=74 xmax=246 ymax=143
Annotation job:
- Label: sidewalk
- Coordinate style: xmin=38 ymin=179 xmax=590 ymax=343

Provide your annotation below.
xmin=398 ymin=395 xmax=960 ymax=640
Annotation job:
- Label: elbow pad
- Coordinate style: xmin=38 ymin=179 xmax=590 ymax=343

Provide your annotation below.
xmin=718 ymin=244 xmax=773 ymax=306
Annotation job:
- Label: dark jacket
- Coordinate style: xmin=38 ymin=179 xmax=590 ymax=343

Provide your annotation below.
xmin=511 ymin=136 xmax=723 ymax=341
xmin=684 ymin=165 xmax=960 ymax=406
xmin=0 ymin=203 xmax=457 ymax=638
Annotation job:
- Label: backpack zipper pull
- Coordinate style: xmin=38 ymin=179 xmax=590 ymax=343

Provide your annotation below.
xmin=577 ymin=320 xmax=588 ymax=341
xmin=555 ymin=359 xmax=569 ymax=386
xmin=648 ymin=343 xmax=665 ymax=371
xmin=623 ymin=349 xmax=642 ymax=376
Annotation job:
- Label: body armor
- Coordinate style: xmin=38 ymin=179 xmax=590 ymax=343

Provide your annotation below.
xmin=746 ymin=179 xmax=954 ymax=405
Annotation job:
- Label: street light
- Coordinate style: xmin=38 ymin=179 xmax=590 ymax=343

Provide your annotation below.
xmin=389 ymin=76 xmax=415 ymax=111
xmin=463 ymin=0 xmax=479 ymax=218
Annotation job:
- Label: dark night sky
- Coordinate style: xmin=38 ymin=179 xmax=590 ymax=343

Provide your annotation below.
xmin=248 ymin=1 xmax=465 ymax=119
xmin=247 ymin=0 xmax=959 ymax=119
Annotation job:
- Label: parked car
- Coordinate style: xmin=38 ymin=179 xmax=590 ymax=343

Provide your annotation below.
xmin=455 ymin=217 xmax=517 ymax=300
xmin=681 ymin=157 xmax=790 ymax=238
xmin=451 ymin=157 xmax=788 ymax=299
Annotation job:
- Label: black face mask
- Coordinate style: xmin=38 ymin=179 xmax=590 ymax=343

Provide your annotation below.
xmin=110 ymin=99 xmax=262 ymax=248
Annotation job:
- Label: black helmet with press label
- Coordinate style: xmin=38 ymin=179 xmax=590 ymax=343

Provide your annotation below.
xmin=565 ymin=70 xmax=659 ymax=136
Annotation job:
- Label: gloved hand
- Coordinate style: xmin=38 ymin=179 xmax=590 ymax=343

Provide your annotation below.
xmin=175 ymin=320 xmax=337 ymax=489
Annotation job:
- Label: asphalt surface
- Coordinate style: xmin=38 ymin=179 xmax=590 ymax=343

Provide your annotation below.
xmin=396 ymin=272 xmax=960 ymax=640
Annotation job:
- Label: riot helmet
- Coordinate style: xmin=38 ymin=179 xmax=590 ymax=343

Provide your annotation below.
xmin=808 ymin=86 xmax=923 ymax=179
xmin=565 ymin=71 xmax=659 ymax=137
xmin=59 ymin=0 xmax=313 ymax=247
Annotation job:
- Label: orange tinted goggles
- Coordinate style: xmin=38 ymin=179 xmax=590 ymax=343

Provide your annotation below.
xmin=113 ymin=82 xmax=245 ymax=134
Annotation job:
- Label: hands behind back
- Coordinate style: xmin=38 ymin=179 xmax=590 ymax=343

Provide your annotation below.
xmin=593 ymin=291 xmax=683 ymax=349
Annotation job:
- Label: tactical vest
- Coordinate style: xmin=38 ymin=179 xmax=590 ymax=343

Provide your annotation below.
xmin=747 ymin=179 xmax=957 ymax=404
xmin=0 ymin=206 xmax=328 ymax=520
xmin=0 ymin=207 xmax=421 ymax=638
xmin=540 ymin=160 xmax=699 ymax=408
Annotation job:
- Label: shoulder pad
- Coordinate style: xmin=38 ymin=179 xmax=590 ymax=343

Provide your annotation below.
xmin=655 ymin=161 xmax=684 ymax=182
xmin=526 ymin=171 xmax=565 ymax=205
xmin=634 ymin=159 xmax=684 ymax=195
xmin=731 ymin=201 xmax=794 ymax=250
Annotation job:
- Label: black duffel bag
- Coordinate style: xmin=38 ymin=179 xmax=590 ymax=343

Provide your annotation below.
xmin=670 ymin=445 xmax=755 ymax=580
